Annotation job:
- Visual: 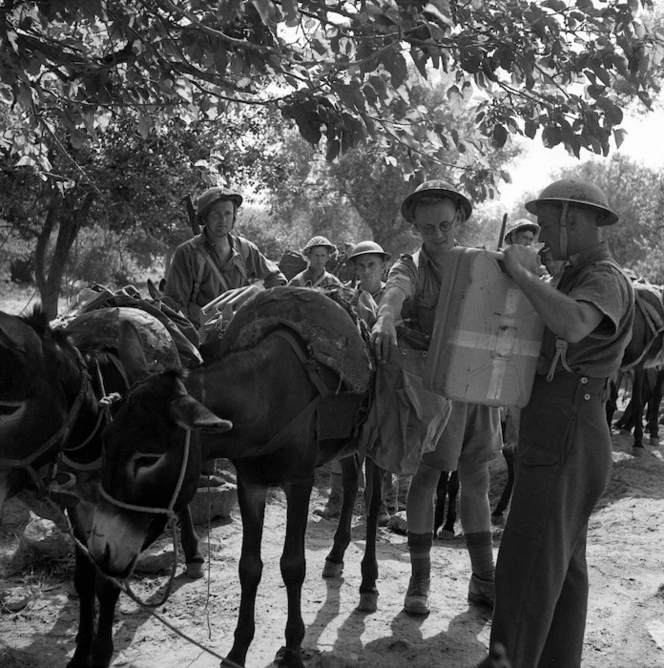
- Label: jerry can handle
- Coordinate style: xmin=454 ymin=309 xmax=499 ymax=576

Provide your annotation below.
xmin=483 ymin=249 xmax=508 ymax=274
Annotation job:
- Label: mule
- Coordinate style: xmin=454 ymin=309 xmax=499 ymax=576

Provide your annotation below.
xmin=0 ymin=308 xmax=204 ymax=668
xmin=613 ymin=283 xmax=664 ymax=451
xmin=88 ymin=288 xmax=382 ymax=668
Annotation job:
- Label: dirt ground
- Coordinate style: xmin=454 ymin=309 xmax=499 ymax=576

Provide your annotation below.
xmin=2 ymin=422 xmax=664 ymax=668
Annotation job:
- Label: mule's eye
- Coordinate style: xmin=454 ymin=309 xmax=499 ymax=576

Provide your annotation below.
xmin=131 ymin=453 xmax=162 ymax=477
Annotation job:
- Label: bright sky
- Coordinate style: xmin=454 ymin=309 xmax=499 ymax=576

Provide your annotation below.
xmin=496 ymin=104 xmax=664 ymax=210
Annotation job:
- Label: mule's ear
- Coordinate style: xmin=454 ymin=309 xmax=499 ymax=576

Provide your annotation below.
xmin=118 ymin=320 xmax=150 ymax=384
xmin=147 ymin=278 xmax=162 ymax=301
xmin=170 ymin=394 xmax=233 ymax=433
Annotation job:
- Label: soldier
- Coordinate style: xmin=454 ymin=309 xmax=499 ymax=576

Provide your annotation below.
xmin=490 ymin=180 xmax=635 ymax=668
xmin=289 ymin=236 xmax=343 ymax=288
xmin=503 ymin=219 xmax=540 ymax=246
xmin=371 ymin=180 xmax=502 ymax=615
xmin=164 ymin=186 xmax=286 ymax=330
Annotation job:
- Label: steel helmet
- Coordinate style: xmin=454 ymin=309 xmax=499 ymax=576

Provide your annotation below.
xmin=401 ymin=179 xmax=473 ymax=223
xmin=196 ymin=186 xmax=243 ymax=224
xmin=504 ymin=219 xmax=540 ymax=244
xmin=348 ymin=240 xmax=391 ymax=262
xmin=525 ymin=179 xmax=618 ymax=226
xmin=301 ymin=235 xmax=337 ymax=257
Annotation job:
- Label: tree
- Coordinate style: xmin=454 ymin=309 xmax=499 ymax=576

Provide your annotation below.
xmin=1 ymin=0 xmax=663 ymax=195
xmin=2 ymin=1 xmax=664 ymax=312
xmin=0 ymin=109 xmax=294 ymax=316
xmin=552 ymin=155 xmax=664 ymax=283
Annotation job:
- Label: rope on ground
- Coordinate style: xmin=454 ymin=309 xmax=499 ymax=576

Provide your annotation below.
xmin=44 ymin=496 xmax=245 ymax=668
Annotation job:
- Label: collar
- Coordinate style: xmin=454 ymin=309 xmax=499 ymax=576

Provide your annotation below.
xmin=198 ymin=229 xmax=241 ymax=258
xmin=564 ymin=242 xmax=611 ymax=271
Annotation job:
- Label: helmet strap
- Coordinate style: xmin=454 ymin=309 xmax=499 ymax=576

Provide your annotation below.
xmin=559 ymin=201 xmax=569 ymax=259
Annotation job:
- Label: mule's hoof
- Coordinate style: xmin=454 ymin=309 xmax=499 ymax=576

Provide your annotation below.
xmin=632 ymin=446 xmax=646 ymax=457
xmin=357 ymin=591 xmax=378 ymax=613
xmin=650 ymin=437 xmax=661 ymax=446
xmin=322 ymin=560 xmax=344 ymax=578
xmin=274 ymin=645 xmax=305 ymax=668
xmin=186 ymin=561 xmax=205 ymax=579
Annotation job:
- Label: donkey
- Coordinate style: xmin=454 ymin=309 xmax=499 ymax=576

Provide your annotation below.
xmin=0 ymin=307 xmax=204 ymax=668
xmin=87 ymin=287 xmax=382 ymax=668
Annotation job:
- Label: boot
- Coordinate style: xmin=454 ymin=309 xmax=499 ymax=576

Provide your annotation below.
xmin=314 ymin=470 xmax=343 ymax=518
xmin=468 ymin=573 xmax=495 ymax=608
xmin=404 ymin=572 xmax=431 ymax=615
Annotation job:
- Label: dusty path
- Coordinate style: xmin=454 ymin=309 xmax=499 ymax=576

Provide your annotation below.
xmin=1 ymin=429 xmax=664 ymax=668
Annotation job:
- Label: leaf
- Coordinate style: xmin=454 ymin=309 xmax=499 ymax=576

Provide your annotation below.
xmin=251 ymin=0 xmax=280 ymax=25
xmin=491 ymin=124 xmax=508 ymax=149
xmin=613 ymin=128 xmax=627 ymax=149
xmin=542 ymin=125 xmax=562 ymax=148
xmin=383 ymin=51 xmax=408 ymax=89
xmin=282 ymin=0 xmax=299 ymax=27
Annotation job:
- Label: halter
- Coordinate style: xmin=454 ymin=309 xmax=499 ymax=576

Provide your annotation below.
xmin=0 ymin=346 xmax=92 ymax=491
xmin=97 ymin=429 xmax=192 ymax=524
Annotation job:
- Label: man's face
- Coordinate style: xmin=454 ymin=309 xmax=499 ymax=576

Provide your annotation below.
xmin=205 ymin=200 xmax=235 ymax=238
xmin=535 ymin=204 xmax=564 ymax=259
xmin=308 ymin=247 xmax=330 ymax=272
xmin=513 ymin=230 xmax=535 ymax=246
xmin=413 ymin=199 xmax=460 ymax=256
xmin=354 ymin=254 xmax=385 ymax=293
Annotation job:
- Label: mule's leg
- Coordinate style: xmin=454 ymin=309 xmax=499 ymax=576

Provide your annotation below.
xmin=357 ymin=457 xmax=382 ymax=613
xmin=493 ymin=445 xmax=516 ymax=519
xmin=647 ymin=368 xmax=664 ymax=444
xmin=89 ymin=573 xmax=121 ymax=668
xmin=632 ymin=366 xmax=645 ymax=452
xmin=276 ymin=475 xmax=315 ymax=668
xmin=66 ymin=543 xmax=97 ymax=668
xmin=225 ymin=480 xmax=268 ymax=668
xmin=178 ymin=506 xmax=204 ymax=578
xmin=322 ymin=454 xmax=360 ymax=578
xmin=442 ymin=470 xmax=459 ymax=535
xmin=605 ymin=378 xmax=618 ymax=428
xmin=433 ymin=472 xmax=449 ymax=535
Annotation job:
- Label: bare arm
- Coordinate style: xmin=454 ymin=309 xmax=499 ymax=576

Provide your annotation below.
xmin=370 ymin=285 xmax=408 ymax=362
xmin=503 ymin=245 xmax=603 ymax=343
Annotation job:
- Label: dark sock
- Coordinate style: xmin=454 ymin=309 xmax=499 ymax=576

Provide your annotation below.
xmin=408 ymin=531 xmax=433 ymax=576
xmin=465 ymin=531 xmax=495 ymax=580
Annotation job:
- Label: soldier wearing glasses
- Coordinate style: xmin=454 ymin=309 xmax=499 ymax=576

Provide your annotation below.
xmin=371 ymin=180 xmax=502 ymax=616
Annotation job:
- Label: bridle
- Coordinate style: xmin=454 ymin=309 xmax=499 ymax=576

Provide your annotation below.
xmin=0 ymin=347 xmax=91 ymax=491
xmin=97 ymin=428 xmax=192 ymax=524
xmin=0 ymin=349 xmax=122 ymax=492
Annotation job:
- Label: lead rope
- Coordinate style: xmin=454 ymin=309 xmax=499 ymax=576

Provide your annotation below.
xmin=45 ymin=493 xmax=242 ymax=666
xmin=96 ymin=429 xmax=193 ymax=608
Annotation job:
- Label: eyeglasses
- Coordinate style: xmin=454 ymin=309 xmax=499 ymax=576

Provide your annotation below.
xmin=417 ymin=220 xmax=456 ymax=235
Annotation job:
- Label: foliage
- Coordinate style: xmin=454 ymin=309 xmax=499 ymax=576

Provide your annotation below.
xmin=1 ymin=0 xmax=664 ymax=199
xmin=552 ymin=155 xmax=664 ymax=283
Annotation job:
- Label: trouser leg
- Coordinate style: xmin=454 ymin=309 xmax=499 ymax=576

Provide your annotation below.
xmin=491 ymin=375 xmax=611 ymax=668
xmin=538 ymin=530 xmax=589 ymax=668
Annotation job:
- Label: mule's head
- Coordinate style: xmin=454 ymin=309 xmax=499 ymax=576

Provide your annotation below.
xmin=88 ymin=322 xmax=231 ymax=578
xmin=0 ymin=308 xmax=85 ymax=508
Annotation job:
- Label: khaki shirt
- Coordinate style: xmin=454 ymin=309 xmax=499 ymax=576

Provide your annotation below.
xmin=164 ymin=230 xmax=286 ymax=326
xmin=288 ymin=268 xmax=343 ymax=288
xmin=537 ymin=243 xmax=635 ymax=379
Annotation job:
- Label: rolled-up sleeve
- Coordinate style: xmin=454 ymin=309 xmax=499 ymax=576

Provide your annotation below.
xmin=385 ymin=254 xmax=417 ymax=301
xmin=244 ymin=242 xmax=287 ymax=287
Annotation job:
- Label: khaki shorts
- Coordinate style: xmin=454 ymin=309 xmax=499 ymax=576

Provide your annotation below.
xmin=421 ymin=400 xmax=502 ymax=472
